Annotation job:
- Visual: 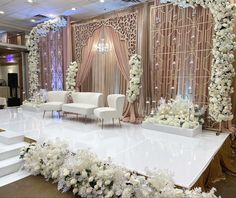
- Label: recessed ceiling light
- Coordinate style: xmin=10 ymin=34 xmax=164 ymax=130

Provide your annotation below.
xmin=100 ymin=0 xmax=105 ymax=2
xmin=27 ymin=0 xmax=33 ymax=3
xmin=30 ymin=19 xmax=36 ymax=22
xmin=0 ymin=11 xmax=5 ymax=14
xmin=71 ymin=7 xmax=77 ymax=11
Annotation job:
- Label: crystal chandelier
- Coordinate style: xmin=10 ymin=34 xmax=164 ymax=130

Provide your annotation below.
xmin=97 ymin=38 xmax=110 ymax=53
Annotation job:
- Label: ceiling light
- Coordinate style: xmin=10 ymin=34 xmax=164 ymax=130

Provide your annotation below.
xmin=0 ymin=11 xmax=5 ymax=14
xmin=100 ymin=0 xmax=105 ymax=2
xmin=71 ymin=7 xmax=77 ymax=11
xmin=30 ymin=19 xmax=36 ymax=22
xmin=27 ymin=0 xmax=33 ymax=3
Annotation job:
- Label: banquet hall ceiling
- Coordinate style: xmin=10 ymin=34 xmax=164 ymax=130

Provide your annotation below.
xmin=0 ymin=0 xmax=146 ymax=33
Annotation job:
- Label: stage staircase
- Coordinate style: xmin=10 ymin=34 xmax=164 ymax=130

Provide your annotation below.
xmin=0 ymin=130 xmax=30 ymax=187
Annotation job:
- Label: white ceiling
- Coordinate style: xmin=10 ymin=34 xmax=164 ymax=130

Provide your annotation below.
xmin=0 ymin=0 xmax=145 ymax=33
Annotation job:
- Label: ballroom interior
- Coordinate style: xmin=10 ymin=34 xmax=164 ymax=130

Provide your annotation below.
xmin=0 ymin=0 xmax=236 ymax=198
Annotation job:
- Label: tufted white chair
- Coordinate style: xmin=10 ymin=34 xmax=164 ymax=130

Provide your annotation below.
xmin=40 ymin=91 xmax=68 ymax=118
xmin=94 ymin=94 xmax=125 ymax=129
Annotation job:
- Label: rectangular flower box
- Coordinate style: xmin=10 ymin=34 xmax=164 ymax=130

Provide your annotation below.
xmin=142 ymin=123 xmax=202 ymax=137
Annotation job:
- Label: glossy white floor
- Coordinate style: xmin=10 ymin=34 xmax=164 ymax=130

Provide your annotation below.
xmin=0 ymin=108 xmax=228 ymax=189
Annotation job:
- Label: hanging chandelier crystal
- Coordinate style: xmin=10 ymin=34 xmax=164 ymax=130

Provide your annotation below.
xmin=97 ymin=38 xmax=110 ymax=53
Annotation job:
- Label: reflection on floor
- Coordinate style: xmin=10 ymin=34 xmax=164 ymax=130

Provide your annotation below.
xmin=0 ymin=108 xmax=229 ymax=188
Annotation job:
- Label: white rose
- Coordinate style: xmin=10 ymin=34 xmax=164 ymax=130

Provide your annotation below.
xmin=63 ymin=168 xmax=70 ymax=176
xmin=73 ymin=188 xmax=79 ymax=194
xmin=70 ymin=178 xmax=77 ymax=185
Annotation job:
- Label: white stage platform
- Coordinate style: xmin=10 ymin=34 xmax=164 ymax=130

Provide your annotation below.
xmin=0 ymin=108 xmax=228 ymax=189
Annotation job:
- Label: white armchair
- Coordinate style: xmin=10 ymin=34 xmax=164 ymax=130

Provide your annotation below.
xmin=40 ymin=91 xmax=68 ymax=118
xmin=94 ymin=94 xmax=125 ymax=129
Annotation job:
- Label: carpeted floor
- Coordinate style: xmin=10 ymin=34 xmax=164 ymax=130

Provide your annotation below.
xmin=212 ymin=175 xmax=236 ymax=198
xmin=0 ymin=175 xmax=235 ymax=198
xmin=0 ymin=176 xmax=74 ymax=198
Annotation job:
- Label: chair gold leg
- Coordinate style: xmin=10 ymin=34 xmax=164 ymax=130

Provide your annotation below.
xmin=119 ymin=118 xmax=121 ymax=128
xmin=102 ymin=119 xmax=104 ymax=129
xmin=43 ymin=111 xmax=46 ymax=118
xmin=58 ymin=111 xmax=60 ymax=118
xmin=112 ymin=118 xmax=115 ymax=126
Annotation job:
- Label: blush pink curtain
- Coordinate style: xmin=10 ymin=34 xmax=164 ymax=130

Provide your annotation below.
xmin=76 ymin=28 xmax=102 ymax=88
xmin=76 ymin=26 xmax=140 ymax=123
xmin=105 ymin=26 xmax=139 ymax=123
xmin=39 ymin=30 xmax=64 ymax=91
xmin=105 ymin=27 xmax=129 ymax=81
xmin=39 ymin=17 xmax=72 ymax=91
xmin=63 ymin=17 xmax=73 ymax=89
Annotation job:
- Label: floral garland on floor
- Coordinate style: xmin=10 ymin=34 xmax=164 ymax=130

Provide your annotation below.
xmin=66 ymin=61 xmax=79 ymax=96
xmin=144 ymin=96 xmax=206 ymax=129
xmin=26 ymin=17 xmax=67 ymax=98
xmin=159 ymin=1 xmax=236 ymax=123
xmin=21 ymin=141 xmax=218 ymax=198
xmin=126 ymin=54 xmax=143 ymax=103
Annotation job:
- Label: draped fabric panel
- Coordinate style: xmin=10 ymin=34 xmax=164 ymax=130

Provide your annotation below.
xmin=137 ymin=3 xmax=152 ymax=118
xmin=63 ymin=17 xmax=73 ymax=88
xmin=39 ymin=17 xmax=72 ymax=91
xmin=81 ymin=29 xmax=127 ymax=106
xmin=78 ymin=26 xmax=129 ymax=109
xmin=76 ymin=28 xmax=102 ymax=89
xmin=39 ymin=30 xmax=64 ymax=91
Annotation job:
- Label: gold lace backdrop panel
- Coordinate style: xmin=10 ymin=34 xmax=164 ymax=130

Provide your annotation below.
xmin=73 ymin=12 xmax=137 ymax=64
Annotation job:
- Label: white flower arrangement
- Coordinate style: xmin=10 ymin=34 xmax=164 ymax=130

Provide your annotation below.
xmin=26 ymin=17 xmax=67 ymax=98
xmin=65 ymin=61 xmax=79 ymax=96
xmin=20 ymin=140 xmax=69 ymax=180
xmin=144 ymin=96 xmax=206 ymax=129
xmin=159 ymin=1 xmax=236 ymax=123
xmin=127 ymin=54 xmax=143 ymax=103
xmin=21 ymin=141 xmax=218 ymax=198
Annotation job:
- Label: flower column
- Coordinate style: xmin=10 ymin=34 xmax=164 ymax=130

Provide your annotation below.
xmin=125 ymin=54 xmax=143 ymax=123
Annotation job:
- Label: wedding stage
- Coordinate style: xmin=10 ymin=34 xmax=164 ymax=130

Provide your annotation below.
xmin=0 ymin=108 xmax=229 ymax=189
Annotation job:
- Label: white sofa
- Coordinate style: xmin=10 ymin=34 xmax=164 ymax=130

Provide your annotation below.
xmin=62 ymin=92 xmax=103 ymax=118
xmin=40 ymin=91 xmax=68 ymax=117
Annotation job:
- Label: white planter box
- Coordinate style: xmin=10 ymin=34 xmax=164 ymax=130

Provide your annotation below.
xmin=21 ymin=103 xmax=42 ymax=112
xmin=142 ymin=123 xmax=202 ymax=137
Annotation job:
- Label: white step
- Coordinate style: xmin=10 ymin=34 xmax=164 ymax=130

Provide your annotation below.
xmin=0 ymin=142 xmax=28 ymax=161
xmin=0 ymin=131 xmax=24 ymax=145
xmin=0 ymin=170 xmax=30 ymax=187
xmin=0 ymin=156 xmax=23 ymax=177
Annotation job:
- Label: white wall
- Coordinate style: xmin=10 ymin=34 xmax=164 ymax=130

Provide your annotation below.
xmin=0 ymin=65 xmax=19 ymax=86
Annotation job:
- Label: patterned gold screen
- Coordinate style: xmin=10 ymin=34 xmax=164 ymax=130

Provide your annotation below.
xmin=151 ymin=3 xmax=217 ymax=129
